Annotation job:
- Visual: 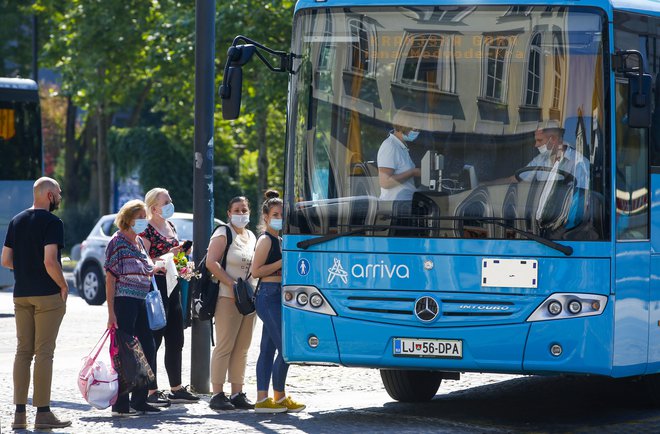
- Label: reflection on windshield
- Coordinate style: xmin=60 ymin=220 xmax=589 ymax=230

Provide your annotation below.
xmin=287 ymin=6 xmax=609 ymax=241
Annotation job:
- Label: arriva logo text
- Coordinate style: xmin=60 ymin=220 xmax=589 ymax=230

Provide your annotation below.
xmin=328 ymin=258 xmax=410 ymax=284
xmin=352 ymin=260 xmax=410 ymax=279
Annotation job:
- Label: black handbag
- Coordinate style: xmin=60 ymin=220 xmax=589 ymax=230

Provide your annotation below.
xmin=110 ymin=329 xmax=155 ymax=395
xmin=233 ymin=275 xmax=256 ymax=315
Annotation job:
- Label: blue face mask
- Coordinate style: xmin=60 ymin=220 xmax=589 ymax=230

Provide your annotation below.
xmin=161 ymin=203 xmax=175 ymax=219
xmin=132 ymin=218 xmax=149 ymax=234
xmin=402 ymin=130 xmax=420 ymax=142
xmin=269 ymin=218 xmax=283 ymax=231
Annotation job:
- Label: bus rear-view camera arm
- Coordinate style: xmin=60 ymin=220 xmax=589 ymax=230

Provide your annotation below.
xmin=219 ymin=35 xmax=299 ymax=120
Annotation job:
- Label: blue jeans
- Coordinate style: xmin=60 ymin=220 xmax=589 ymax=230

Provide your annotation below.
xmin=255 ymin=282 xmax=289 ymax=392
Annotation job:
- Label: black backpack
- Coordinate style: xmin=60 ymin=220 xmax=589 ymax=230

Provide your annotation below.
xmin=191 ymin=224 xmax=232 ymax=321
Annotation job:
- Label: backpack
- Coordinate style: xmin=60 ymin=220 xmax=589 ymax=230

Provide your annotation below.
xmin=191 ymin=224 xmax=232 ymax=321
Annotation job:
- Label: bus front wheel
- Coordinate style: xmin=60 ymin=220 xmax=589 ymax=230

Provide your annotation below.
xmin=380 ymin=369 xmax=442 ymax=402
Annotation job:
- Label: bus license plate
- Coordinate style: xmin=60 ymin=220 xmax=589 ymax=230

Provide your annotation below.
xmin=393 ymin=338 xmax=463 ymax=359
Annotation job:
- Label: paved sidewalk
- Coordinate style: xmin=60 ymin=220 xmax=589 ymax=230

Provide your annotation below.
xmin=0 ymin=290 xmax=387 ymax=433
xmin=0 ymin=289 xmax=522 ymax=433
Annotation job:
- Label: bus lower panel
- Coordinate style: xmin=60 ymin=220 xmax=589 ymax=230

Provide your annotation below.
xmin=523 ymin=314 xmax=613 ymax=376
xmin=282 ymin=306 xmax=341 ymax=364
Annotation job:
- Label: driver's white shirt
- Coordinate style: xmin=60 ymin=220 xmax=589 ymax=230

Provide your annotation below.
xmin=377 ymin=133 xmax=416 ymax=201
xmin=522 ymin=145 xmax=590 ymax=189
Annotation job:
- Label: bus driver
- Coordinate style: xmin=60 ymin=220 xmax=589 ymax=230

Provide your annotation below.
xmin=377 ymin=111 xmax=422 ymax=201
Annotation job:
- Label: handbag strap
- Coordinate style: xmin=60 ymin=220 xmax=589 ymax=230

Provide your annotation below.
xmin=89 ymin=328 xmax=111 ymax=361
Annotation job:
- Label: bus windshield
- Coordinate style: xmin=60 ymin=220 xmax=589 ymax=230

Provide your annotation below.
xmin=286 ymin=6 xmax=609 ymax=242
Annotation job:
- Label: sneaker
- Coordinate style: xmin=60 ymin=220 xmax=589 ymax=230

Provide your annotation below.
xmin=131 ymin=403 xmax=162 ymax=414
xmin=34 ymin=411 xmax=72 ymax=429
xmin=147 ymin=390 xmax=171 ymax=407
xmin=277 ymin=396 xmax=306 ymax=413
xmin=168 ymin=385 xmax=200 ymax=403
xmin=210 ymin=392 xmax=235 ymax=410
xmin=111 ymin=408 xmax=138 ymax=417
xmin=254 ymin=397 xmax=288 ymax=414
xmin=11 ymin=411 xmax=26 ymax=430
xmin=230 ymin=392 xmax=255 ymax=409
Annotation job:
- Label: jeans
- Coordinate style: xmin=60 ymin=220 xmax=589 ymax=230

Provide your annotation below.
xmin=13 ymin=294 xmax=66 ymax=407
xmin=255 ymin=282 xmax=288 ymax=392
xmin=112 ymin=296 xmax=156 ymax=411
xmin=151 ymin=275 xmax=184 ymax=388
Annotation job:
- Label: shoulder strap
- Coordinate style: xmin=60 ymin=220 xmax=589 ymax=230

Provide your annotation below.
xmin=216 ymin=223 xmax=232 ymax=270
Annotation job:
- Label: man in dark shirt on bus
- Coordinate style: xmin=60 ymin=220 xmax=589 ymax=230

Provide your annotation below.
xmin=1 ymin=176 xmax=72 ymax=430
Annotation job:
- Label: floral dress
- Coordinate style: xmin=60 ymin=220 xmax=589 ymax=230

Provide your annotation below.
xmin=141 ymin=222 xmax=179 ymax=259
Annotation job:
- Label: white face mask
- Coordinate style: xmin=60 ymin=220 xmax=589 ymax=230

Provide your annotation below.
xmin=537 ymin=139 xmax=551 ymax=155
xmin=230 ymin=214 xmax=250 ymax=228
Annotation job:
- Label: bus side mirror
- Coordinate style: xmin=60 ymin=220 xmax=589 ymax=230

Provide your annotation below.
xmin=219 ymin=44 xmax=256 ymax=120
xmin=220 ymin=66 xmax=243 ymax=120
xmin=627 ymin=72 xmax=653 ymax=128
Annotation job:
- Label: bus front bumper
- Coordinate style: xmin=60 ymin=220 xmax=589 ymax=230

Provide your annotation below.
xmin=282 ymin=306 xmax=613 ymax=375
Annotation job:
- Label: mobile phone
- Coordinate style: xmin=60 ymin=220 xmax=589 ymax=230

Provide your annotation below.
xmin=181 ymin=240 xmax=193 ymax=251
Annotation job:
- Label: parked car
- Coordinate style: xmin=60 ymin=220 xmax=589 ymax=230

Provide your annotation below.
xmin=74 ymin=212 xmax=223 ymax=305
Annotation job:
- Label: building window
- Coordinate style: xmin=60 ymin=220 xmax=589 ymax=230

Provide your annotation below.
xmin=482 ymin=36 xmax=511 ymax=102
xmin=524 ymin=33 xmax=542 ymax=106
xmin=552 ymin=33 xmax=564 ymax=111
xmin=347 ymin=18 xmax=376 ymax=76
xmin=395 ymin=33 xmax=455 ymax=92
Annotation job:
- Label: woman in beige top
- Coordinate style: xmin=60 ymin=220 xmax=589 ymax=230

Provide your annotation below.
xmin=205 ymin=196 xmax=257 ymax=411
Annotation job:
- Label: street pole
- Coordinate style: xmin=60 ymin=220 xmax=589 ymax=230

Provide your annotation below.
xmin=191 ymin=0 xmax=215 ymax=394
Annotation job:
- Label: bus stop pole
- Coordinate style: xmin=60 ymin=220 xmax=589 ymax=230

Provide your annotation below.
xmin=191 ymin=0 xmax=215 ymax=394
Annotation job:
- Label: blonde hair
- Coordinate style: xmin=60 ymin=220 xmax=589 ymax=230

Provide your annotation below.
xmin=115 ymin=199 xmax=147 ymax=231
xmin=144 ymin=187 xmax=169 ymax=218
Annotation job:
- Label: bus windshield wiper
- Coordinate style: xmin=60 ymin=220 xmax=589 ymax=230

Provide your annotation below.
xmin=297 ymin=225 xmax=389 ymax=249
xmin=472 ymin=218 xmax=573 ymax=256
xmin=296 ymin=218 xmax=573 ymax=256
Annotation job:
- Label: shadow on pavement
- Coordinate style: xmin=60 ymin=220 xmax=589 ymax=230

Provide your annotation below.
xmin=374 ymin=375 xmax=660 ymax=432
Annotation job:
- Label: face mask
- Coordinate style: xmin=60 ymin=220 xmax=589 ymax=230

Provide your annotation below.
xmin=269 ymin=218 xmax=283 ymax=231
xmin=231 ymin=214 xmax=250 ymax=228
xmin=160 ymin=203 xmax=175 ymax=219
xmin=132 ymin=218 xmax=149 ymax=234
xmin=402 ymin=130 xmax=420 ymax=142
xmin=537 ymin=144 xmax=548 ymax=155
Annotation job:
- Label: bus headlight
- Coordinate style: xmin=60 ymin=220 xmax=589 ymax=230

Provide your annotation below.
xmin=547 ymin=301 xmax=562 ymax=315
xmin=528 ymin=293 xmax=607 ymax=322
xmin=568 ymin=300 xmax=582 ymax=314
xmin=297 ymin=292 xmax=309 ymax=306
xmin=283 ymin=286 xmax=337 ymax=316
xmin=310 ymin=293 xmax=324 ymax=308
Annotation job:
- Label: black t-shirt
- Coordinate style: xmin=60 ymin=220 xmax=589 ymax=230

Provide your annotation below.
xmin=3 ymin=208 xmax=64 ymax=297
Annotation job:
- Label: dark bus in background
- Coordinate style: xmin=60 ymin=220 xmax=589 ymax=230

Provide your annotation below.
xmin=0 ymin=77 xmax=42 ymax=288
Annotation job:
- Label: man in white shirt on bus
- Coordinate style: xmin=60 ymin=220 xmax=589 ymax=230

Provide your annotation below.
xmin=377 ymin=111 xmax=421 ymax=201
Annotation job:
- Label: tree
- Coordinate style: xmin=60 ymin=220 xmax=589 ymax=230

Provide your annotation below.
xmin=35 ymin=0 xmax=164 ymax=214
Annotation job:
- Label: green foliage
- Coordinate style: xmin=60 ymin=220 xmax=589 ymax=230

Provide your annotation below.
xmin=58 ymin=201 xmax=98 ymax=247
xmin=108 ymin=127 xmax=194 ymax=212
xmin=25 ymin=0 xmax=294 ymax=226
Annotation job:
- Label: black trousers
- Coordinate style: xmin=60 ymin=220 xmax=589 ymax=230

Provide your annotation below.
xmin=112 ymin=296 xmax=156 ymax=411
xmin=151 ymin=274 xmax=184 ymax=389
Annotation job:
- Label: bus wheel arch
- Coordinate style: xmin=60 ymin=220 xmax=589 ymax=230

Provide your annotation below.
xmin=380 ymin=369 xmax=443 ymax=402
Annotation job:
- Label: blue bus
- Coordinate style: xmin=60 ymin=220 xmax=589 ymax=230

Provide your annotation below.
xmin=220 ymin=0 xmax=660 ymax=402
xmin=0 ymin=78 xmax=42 ymax=288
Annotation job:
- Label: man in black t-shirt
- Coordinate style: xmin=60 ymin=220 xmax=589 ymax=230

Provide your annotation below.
xmin=1 ymin=177 xmax=72 ymax=430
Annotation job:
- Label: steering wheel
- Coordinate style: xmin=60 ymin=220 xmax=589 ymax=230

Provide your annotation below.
xmin=514 ymin=166 xmax=575 ymax=185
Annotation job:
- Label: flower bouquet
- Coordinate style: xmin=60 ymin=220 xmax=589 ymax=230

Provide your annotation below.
xmin=173 ymin=251 xmax=200 ymax=281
